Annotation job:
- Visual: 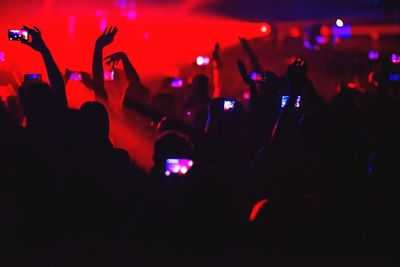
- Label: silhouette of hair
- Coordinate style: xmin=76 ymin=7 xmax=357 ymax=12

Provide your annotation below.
xmin=156 ymin=116 xmax=187 ymax=136
xmin=191 ymin=74 xmax=210 ymax=98
xmin=153 ymin=131 xmax=193 ymax=165
xmin=18 ymin=82 xmax=57 ymax=127
xmin=79 ymin=101 xmax=110 ymax=144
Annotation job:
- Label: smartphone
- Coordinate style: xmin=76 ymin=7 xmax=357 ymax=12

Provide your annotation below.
xmin=223 ymin=100 xmax=235 ymax=111
xmin=69 ymin=72 xmax=82 ymax=81
xmin=165 ymin=158 xmax=194 ymax=176
xmin=249 ymin=72 xmax=267 ymax=82
xmin=281 ymin=96 xmax=301 ymax=108
xmin=104 ymin=70 xmax=115 ymax=81
xmin=24 ymin=74 xmax=42 ymax=81
xmin=368 ymin=50 xmax=379 ymax=60
xmin=391 ymin=53 xmax=400 ymax=64
xmin=170 ymin=78 xmax=183 ymax=88
xmin=8 ymin=29 xmax=29 ymax=41
xmin=389 ymin=74 xmax=400 ymax=82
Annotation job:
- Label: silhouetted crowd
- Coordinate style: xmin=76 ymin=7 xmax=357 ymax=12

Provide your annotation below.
xmin=0 ymin=26 xmax=395 ymax=266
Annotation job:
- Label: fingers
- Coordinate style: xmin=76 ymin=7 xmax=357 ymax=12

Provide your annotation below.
xmin=104 ymin=52 xmax=123 ymax=61
xmin=102 ymin=27 xmax=108 ymax=35
xmin=105 ymin=26 xmax=118 ymax=35
xmin=105 ymin=58 xmax=116 ymax=66
xmin=238 ymin=60 xmax=250 ymax=83
xmin=23 ymin=25 xmax=41 ymax=35
xmin=22 ymin=25 xmax=32 ymax=31
xmin=20 ymin=38 xmax=31 ymax=47
xmin=104 ymin=53 xmax=116 ymax=65
xmin=104 ymin=54 xmax=112 ymax=60
xmin=111 ymin=27 xmax=118 ymax=36
xmin=33 ymin=26 xmax=41 ymax=35
xmin=105 ymin=58 xmax=119 ymax=67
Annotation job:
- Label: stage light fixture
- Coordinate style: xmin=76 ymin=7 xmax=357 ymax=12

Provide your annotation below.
xmin=336 ymin=19 xmax=344 ymax=27
xmin=260 ymin=23 xmax=271 ymax=35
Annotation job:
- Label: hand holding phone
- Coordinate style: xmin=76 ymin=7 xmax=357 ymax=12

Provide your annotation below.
xmin=19 ymin=26 xmax=47 ymax=53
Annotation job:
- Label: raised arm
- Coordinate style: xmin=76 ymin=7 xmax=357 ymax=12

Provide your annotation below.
xmin=105 ymin=51 xmax=150 ymax=107
xmin=269 ymin=58 xmax=307 ymax=144
xmin=92 ymin=26 xmax=118 ymax=102
xmin=239 ymin=37 xmax=263 ymax=73
xmin=212 ymin=43 xmax=222 ymax=98
xmin=104 ymin=51 xmax=141 ymax=86
xmin=21 ymin=26 xmax=67 ymax=109
xmin=238 ymin=60 xmax=258 ymax=115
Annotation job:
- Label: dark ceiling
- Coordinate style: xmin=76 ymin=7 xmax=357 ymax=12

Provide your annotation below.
xmin=143 ymin=0 xmax=399 ymax=22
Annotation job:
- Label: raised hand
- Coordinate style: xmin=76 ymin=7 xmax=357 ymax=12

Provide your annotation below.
xmin=212 ymin=43 xmax=220 ymax=66
xmin=95 ymin=26 xmax=118 ymax=48
xmin=286 ymin=57 xmax=309 ymax=99
xmin=21 ymin=26 xmax=47 ymax=53
xmin=104 ymin=52 xmax=126 ymax=69
xmin=287 ymin=57 xmax=308 ymax=80
xmin=239 ymin=37 xmax=263 ymax=72
xmin=239 ymin=37 xmax=251 ymax=53
xmin=20 ymin=26 xmax=67 ymax=108
xmin=237 ymin=60 xmax=252 ymax=84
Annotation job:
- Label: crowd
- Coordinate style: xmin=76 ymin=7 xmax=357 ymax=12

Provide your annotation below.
xmin=0 ymin=25 xmax=394 ymax=266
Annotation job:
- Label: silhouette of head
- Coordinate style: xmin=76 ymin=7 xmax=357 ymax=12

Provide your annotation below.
xmin=79 ymin=101 xmax=110 ymax=144
xmin=18 ymin=82 xmax=57 ymax=127
xmin=191 ymin=74 xmax=210 ymax=98
xmin=153 ymin=131 xmax=193 ymax=168
xmin=156 ymin=116 xmax=185 ymax=137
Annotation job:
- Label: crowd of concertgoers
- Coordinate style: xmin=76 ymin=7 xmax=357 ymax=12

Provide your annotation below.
xmin=0 ymin=25 xmax=394 ymax=266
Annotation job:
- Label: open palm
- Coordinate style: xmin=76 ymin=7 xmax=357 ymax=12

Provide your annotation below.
xmin=96 ymin=26 xmax=118 ymax=48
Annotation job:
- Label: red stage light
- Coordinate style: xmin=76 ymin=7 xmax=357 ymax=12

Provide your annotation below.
xmin=320 ymin=25 xmax=331 ymax=36
xmin=289 ymin=27 xmax=301 ymax=38
xmin=260 ymin=23 xmax=271 ymax=35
